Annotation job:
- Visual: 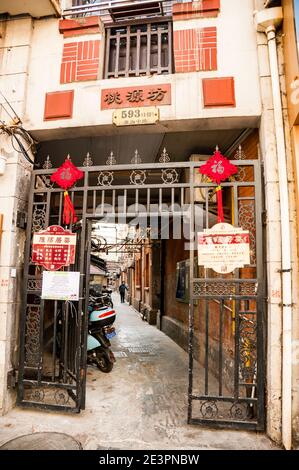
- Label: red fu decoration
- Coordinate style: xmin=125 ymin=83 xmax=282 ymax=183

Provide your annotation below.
xmin=50 ymin=156 xmax=84 ymax=226
xmin=200 ymin=148 xmax=238 ymax=223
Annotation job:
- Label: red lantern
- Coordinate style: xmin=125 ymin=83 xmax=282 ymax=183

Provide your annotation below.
xmin=50 ymin=156 xmax=84 ymax=225
xmin=200 ymin=149 xmax=238 ymax=223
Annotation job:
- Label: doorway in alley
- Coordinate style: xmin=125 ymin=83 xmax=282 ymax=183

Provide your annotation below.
xmin=17 ymin=136 xmax=265 ymax=431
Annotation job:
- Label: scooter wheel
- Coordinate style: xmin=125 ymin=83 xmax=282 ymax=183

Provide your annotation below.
xmin=95 ymin=352 xmax=114 ymax=373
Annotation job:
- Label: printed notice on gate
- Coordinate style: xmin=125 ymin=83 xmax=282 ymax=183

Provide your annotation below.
xmin=197 ymin=223 xmax=250 ymax=274
xmin=41 ymin=271 xmax=80 ymax=301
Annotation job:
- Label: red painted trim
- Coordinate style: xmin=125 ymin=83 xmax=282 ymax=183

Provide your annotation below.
xmin=202 ymin=77 xmax=236 ymax=107
xmin=174 ymin=28 xmax=217 ymax=73
xmin=173 ymin=0 xmax=220 ymax=20
xmin=44 ymin=90 xmax=74 ymax=121
xmin=59 ymin=17 xmax=100 ymax=38
xmin=60 ymin=40 xmax=100 ymax=83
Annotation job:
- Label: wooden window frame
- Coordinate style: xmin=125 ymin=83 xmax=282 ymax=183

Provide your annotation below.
xmin=104 ymin=18 xmax=173 ymax=78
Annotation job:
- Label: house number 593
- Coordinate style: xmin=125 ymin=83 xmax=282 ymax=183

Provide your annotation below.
xmin=121 ymin=109 xmax=141 ymax=119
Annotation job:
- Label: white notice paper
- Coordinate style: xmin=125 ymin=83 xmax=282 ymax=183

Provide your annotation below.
xmin=41 ymin=271 xmax=80 ymax=301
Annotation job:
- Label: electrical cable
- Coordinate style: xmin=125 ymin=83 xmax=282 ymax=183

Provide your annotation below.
xmin=0 ymin=121 xmax=36 ymax=165
xmin=0 ymin=90 xmax=37 ymax=165
xmin=0 ymin=90 xmax=22 ymax=123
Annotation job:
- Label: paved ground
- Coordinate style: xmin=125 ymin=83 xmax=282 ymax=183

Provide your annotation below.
xmin=0 ymin=295 xmax=279 ymax=450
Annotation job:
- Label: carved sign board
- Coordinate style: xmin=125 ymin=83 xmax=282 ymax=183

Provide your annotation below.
xmin=113 ymin=107 xmax=159 ymax=126
xmin=101 ymin=84 xmax=171 ymax=109
xmin=32 ymin=225 xmax=76 ymax=271
xmin=198 ymin=223 xmax=250 ymax=274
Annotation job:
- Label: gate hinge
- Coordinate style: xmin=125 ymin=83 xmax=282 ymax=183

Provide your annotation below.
xmin=262 ymin=210 xmax=267 ymax=226
xmin=7 ymin=369 xmax=18 ymax=389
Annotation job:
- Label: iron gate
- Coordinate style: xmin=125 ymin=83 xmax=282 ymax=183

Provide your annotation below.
xmin=188 ymin=158 xmax=265 ymax=430
xmin=17 ymin=153 xmax=265 ymax=428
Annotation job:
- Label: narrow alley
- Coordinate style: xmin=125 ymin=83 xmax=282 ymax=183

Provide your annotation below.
xmin=0 ymin=295 xmax=277 ymax=450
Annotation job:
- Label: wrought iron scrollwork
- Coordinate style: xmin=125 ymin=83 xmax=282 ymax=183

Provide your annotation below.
xmin=161 ymin=168 xmax=178 ymax=184
xmin=159 ymin=148 xmax=171 ymax=163
xmin=97 ymin=171 xmax=114 ymax=186
xmin=239 ymin=282 xmax=256 ymax=296
xmin=239 ymin=315 xmax=257 ymax=382
xmin=24 ymin=305 xmax=41 ymax=366
xmin=43 ymin=155 xmax=53 ymax=169
xmin=38 ymin=175 xmax=54 ymax=189
xmin=131 ymin=149 xmax=142 ymax=164
xmin=232 ymin=146 xmax=247 ymax=182
xmin=196 ymin=399 xmax=255 ymax=422
xmin=193 ymin=281 xmax=236 ymax=297
xmin=130 ymin=170 xmax=146 ymax=185
xmin=27 ymin=279 xmax=42 ymax=291
xmin=193 ymin=281 xmax=256 ymax=297
xmin=32 ymin=205 xmax=47 ymax=232
xmin=54 ymin=389 xmax=70 ymax=405
xmin=229 ymin=402 xmax=250 ymax=421
xmin=106 ymin=151 xmax=117 ymax=166
xmin=30 ymin=388 xmax=45 ymax=402
xmin=239 ymin=201 xmax=256 ymax=264
xmin=200 ymin=401 xmax=218 ymax=419
xmin=83 ymin=152 xmax=93 ymax=167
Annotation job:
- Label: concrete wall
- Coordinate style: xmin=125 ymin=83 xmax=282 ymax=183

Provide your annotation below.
xmin=282 ymin=0 xmax=299 ymax=127
xmin=255 ymin=0 xmax=299 ymax=445
xmin=22 ymin=0 xmax=261 ymax=138
xmin=0 ymin=17 xmax=34 ymax=414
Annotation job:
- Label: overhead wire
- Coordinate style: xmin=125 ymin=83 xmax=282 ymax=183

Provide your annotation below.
xmin=0 ymin=90 xmax=37 ymax=166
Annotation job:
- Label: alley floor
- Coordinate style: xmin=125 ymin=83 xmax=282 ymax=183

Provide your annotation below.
xmin=0 ymin=296 xmax=279 ymax=450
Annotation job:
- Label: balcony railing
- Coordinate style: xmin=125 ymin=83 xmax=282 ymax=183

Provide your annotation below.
xmin=62 ymin=0 xmax=174 ymax=21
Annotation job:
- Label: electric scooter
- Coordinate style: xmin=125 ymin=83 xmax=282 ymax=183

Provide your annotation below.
xmin=87 ymin=304 xmax=116 ymax=372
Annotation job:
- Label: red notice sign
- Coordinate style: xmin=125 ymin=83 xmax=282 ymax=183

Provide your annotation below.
xmin=32 ymin=225 xmax=77 ymax=271
xmin=198 ymin=223 xmax=250 ymax=274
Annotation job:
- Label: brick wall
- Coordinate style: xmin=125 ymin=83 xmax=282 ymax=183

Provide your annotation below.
xmin=173 ymin=0 xmax=220 ymax=21
xmin=174 ymin=27 xmax=217 ymax=73
xmin=60 ymin=40 xmax=100 ymax=83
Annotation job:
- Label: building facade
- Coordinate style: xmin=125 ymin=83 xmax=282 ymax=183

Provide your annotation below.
xmin=0 ymin=0 xmax=298 ymax=448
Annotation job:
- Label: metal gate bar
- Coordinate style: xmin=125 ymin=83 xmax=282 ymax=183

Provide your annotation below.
xmin=17 ymin=159 xmax=265 ymax=428
xmin=188 ymin=160 xmax=265 ymax=430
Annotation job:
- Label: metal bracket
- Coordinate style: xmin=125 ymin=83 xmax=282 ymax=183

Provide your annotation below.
xmin=279 ymin=303 xmax=294 ymax=308
xmin=262 ymin=210 xmax=267 ymax=226
xmin=16 ymin=210 xmax=27 ymax=229
xmin=7 ymin=369 xmax=18 ymax=389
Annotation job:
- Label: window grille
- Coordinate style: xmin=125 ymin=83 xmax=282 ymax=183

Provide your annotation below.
xmin=104 ymin=21 xmax=173 ymax=78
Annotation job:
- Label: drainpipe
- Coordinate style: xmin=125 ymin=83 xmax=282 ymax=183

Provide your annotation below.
xmin=255 ymin=7 xmax=293 ymax=450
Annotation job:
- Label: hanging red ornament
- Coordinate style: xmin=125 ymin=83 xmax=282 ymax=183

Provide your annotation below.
xmin=200 ymin=149 xmax=238 ymax=223
xmin=50 ymin=156 xmax=84 ymax=226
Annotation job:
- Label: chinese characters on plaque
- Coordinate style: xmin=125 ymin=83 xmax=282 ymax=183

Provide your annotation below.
xmin=198 ymin=223 xmax=250 ymax=274
xmin=101 ymin=84 xmax=171 ymax=110
xmin=32 ymin=225 xmax=77 ymax=271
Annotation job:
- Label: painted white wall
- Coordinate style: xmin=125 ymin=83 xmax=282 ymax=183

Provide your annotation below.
xmin=23 ymin=0 xmax=261 ymax=136
xmin=0 ymin=16 xmax=34 ymax=414
xmin=255 ymin=4 xmax=299 ymax=445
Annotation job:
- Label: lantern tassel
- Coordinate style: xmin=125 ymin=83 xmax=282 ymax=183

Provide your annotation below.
xmin=216 ymin=186 xmax=224 ymax=223
xmin=63 ymin=191 xmax=77 ymax=225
